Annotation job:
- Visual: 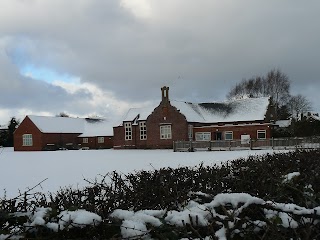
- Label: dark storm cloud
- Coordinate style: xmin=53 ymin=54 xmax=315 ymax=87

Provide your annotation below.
xmin=0 ymin=0 xmax=320 ymax=122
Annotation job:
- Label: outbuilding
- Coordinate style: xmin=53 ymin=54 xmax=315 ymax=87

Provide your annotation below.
xmin=14 ymin=115 xmax=113 ymax=151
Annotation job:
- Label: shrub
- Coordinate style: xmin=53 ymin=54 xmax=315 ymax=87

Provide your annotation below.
xmin=1 ymin=150 xmax=320 ymax=239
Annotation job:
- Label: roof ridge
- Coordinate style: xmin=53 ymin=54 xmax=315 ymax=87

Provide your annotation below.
xmin=172 ymin=96 xmax=269 ymax=105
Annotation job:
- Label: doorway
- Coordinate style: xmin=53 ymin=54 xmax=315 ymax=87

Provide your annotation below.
xmin=214 ymin=132 xmax=222 ymax=140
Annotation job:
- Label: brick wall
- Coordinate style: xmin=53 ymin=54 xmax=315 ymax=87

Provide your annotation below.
xmin=113 ymin=102 xmax=188 ymax=149
xmin=14 ymin=116 xmax=81 ymax=151
xmin=193 ymin=123 xmax=272 ymax=140
xmin=146 ymin=100 xmax=188 ymax=149
xmin=14 ymin=116 xmax=43 ymax=151
xmin=113 ymin=126 xmax=124 ymax=149
xmin=42 ymin=133 xmax=81 ymax=149
xmin=79 ymin=136 xmax=114 ymax=149
xmin=113 ymin=124 xmax=148 ymax=149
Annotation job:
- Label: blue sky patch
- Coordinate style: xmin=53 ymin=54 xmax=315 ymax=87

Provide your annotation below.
xmin=20 ymin=65 xmax=79 ymax=84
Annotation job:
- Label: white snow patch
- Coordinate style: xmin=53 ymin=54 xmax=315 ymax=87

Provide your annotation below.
xmin=283 ymin=172 xmax=300 ymax=183
xmin=110 ymin=209 xmax=165 ymax=239
xmin=56 ymin=209 xmax=102 ymax=230
xmin=27 ymin=207 xmax=50 ymax=226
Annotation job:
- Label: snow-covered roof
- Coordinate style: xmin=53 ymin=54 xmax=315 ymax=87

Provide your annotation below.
xmin=27 ymin=115 xmax=113 ymax=136
xmin=120 ymin=105 xmax=157 ymax=125
xmin=78 ymin=119 xmax=114 ymax=137
xmin=28 ymin=115 xmax=84 ymax=133
xmin=171 ymin=97 xmax=270 ymax=123
xmin=120 ymin=97 xmax=270 ymax=124
xmin=301 ymin=112 xmax=320 ymax=121
xmin=275 ymin=119 xmax=291 ymax=128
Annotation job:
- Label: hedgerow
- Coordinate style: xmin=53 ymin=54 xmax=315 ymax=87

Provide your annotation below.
xmin=1 ymin=149 xmax=320 ymax=239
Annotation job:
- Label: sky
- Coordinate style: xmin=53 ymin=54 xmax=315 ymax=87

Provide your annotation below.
xmin=0 ymin=0 xmax=320 ymax=125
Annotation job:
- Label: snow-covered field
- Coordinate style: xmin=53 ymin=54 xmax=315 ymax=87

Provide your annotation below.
xmin=3 ymin=147 xmax=317 ymax=240
xmin=0 ymin=147 xmax=282 ymax=198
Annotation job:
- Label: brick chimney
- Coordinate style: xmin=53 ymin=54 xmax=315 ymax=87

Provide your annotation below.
xmin=161 ymin=86 xmax=169 ymax=103
xmin=161 ymin=86 xmax=169 ymax=118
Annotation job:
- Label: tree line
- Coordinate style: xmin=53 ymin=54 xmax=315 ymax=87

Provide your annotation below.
xmin=227 ymin=69 xmax=312 ymax=121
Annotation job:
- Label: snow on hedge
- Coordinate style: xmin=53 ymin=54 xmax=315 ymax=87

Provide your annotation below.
xmin=109 ymin=192 xmax=320 ymax=239
xmin=3 ymin=192 xmax=320 ymax=239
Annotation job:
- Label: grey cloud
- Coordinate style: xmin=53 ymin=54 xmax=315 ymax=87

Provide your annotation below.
xmin=0 ymin=75 xmax=92 ymax=113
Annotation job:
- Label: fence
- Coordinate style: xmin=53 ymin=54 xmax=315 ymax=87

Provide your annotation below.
xmin=173 ymin=137 xmax=320 ymax=152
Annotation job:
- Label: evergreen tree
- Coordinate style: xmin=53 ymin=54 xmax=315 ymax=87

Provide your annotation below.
xmin=0 ymin=129 xmax=7 ymax=146
xmin=6 ymin=117 xmax=19 ymax=147
xmin=292 ymin=116 xmax=320 ymax=137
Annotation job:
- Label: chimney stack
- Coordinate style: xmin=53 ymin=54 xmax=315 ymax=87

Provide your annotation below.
xmin=161 ymin=86 xmax=169 ymax=103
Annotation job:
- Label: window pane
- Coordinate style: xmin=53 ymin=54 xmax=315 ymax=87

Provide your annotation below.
xmin=160 ymin=125 xmax=171 ymax=139
xmin=195 ymin=132 xmax=211 ymax=141
xmin=139 ymin=121 xmax=147 ymax=140
xmin=22 ymin=134 xmax=33 ymax=146
xmin=225 ymin=131 xmax=233 ymax=140
xmin=257 ymin=130 xmax=266 ymax=139
xmin=195 ymin=133 xmax=201 ymax=141
xmin=125 ymin=122 xmax=132 ymax=140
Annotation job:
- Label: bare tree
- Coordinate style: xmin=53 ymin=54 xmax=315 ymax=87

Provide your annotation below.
xmin=265 ymin=69 xmax=290 ymax=117
xmin=227 ymin=69 xmax=291 ymax=120
xmin=227 ymin=80 xmax=247 ymax=99
xmin=288 ymin=94 xmax=312 ymax=119
xmin=227 ymin=69 xmax=290 ymax=102
xmin=227 ymin=76 xmax=267 ymax=99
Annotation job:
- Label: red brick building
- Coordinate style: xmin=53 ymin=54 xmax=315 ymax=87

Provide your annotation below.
xmin=113 ymin=86 xmax=275 ymax=149
xmin=78 ymin=118 xmax=114 ymax=150
xmin=14 ymin=116 xmax=113 ymax=151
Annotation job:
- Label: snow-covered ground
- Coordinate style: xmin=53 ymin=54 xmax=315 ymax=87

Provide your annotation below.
xmin=3 ymin=147 xmax=317 ymax=240
xmin=0 ymin=147 xmax=283 ymax=198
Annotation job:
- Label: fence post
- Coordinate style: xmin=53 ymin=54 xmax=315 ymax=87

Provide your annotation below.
xmin=250 ymin=139 xmax=252 ymax=150
xmin=189 ymin=140 xmax=194 ymax=152
xmin=173 ymin=141 xmax=176 ymax=152
xmin=208 ymin=141 xmax=212 ymax=151
xmin=272 ymin=137 xmax=274 ymax=150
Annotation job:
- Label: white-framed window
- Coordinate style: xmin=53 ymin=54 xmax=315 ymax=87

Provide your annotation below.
xmin=195 ymin=132 xmax=211 ymax=141
xmin=139 ymin=121 xmax=147 ymax=140
xmin=257 ymin=130 xmax=266 ymax=139
xmin=22 ymin=134 xmax=33 ymax=146
xmin=124 ymin=122 xmax=132 ymax=140
xmin=160 ymin=125 xmax=172 ymax=139
xmin=225 ymin=131 xmax=233 ymax=140
xmin=98 ymin=137 xmax=104 ymax=143
xmin=188 ymin=125 xmax=193 ymax=139
xmin=83 ymin=138 xmax=88 ymax=143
